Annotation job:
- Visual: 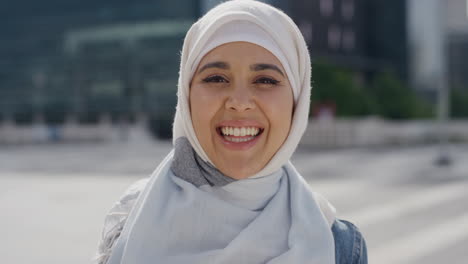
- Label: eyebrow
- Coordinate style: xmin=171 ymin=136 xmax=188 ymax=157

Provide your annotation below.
xmin=198 ymin=61 xmax=230 ymax=74
xmin=250 ymin=63 xmax=284 ymax=77
xmin=197 ymin=61 xmax=284 ymax=77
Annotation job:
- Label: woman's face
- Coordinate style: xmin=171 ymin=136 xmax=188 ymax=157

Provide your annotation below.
xmin=190 ymin=42 xmax=294 ymax=179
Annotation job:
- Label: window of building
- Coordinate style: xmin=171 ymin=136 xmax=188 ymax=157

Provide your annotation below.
xmin=342 ymin=29 xmax=355 ymax=51
xmin=299 ymin=21 xmax=313 ymax=43
xmin=342 ymin=0 xmax=355 ymax=21
xmin=320 ymin=0 xmax=334 ymax=17
xmin=328 ymin=25 xmax=341 ymax=50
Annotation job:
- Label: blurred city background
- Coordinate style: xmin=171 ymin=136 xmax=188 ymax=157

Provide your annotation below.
xmin=0 ymin=0 xmax=467 ymax=263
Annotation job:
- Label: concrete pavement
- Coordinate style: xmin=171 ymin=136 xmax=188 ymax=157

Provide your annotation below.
xmin=1 ymin=141 xmax=467 ymax=264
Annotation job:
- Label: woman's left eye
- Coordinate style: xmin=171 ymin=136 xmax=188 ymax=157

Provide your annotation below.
xmin=255 ymin=77 xmax=280 ymax=85
xmin=202 ymin=75 xmax=228 ymax=83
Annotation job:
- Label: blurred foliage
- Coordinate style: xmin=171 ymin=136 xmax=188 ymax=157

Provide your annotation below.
xmin=311 ymin=62 xmax=434 ymax=120
xmin=451 ymin=88 xmax=468 ymax=118
xmin=369 ymin=72 xmax=433 ymax=119
xmin=311 ymin=62 xmax=376 ymax=117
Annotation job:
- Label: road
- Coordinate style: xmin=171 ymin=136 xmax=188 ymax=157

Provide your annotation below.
xmin=1 ymin=139 xmax=467 ymax=264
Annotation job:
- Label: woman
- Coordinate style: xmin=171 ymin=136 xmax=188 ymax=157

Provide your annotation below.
xmin=95 ymin=1 xmax=367 ymax=263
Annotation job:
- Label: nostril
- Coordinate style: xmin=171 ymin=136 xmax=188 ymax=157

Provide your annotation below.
xmin=225 ymin=97 xmax=255 ymax=111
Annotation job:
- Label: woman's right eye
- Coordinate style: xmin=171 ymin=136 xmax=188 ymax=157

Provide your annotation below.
xmin=202 ymin=75 xmax=228 ymax=83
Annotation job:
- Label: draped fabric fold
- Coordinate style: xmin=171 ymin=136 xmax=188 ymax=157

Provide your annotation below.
xmin=107 ymin=1 xmax=337 ymax=263
xmin=107 ymin=141 xmax=336 ymax=264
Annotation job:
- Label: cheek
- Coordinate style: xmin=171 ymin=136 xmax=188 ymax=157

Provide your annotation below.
xmin=189 ymin=85 xmax=222 ymax=136
xmin=275 ymin=103 xmax=294 ymax=138
xmin=258 ymin=90 xmax=294 ymax=136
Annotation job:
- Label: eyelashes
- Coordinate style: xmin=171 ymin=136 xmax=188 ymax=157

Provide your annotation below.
xmin=255 ymin=77 xmax=280 ymax=85
xmin=202 ymin=75 xmax=281 ymax=85
xmin=202 ymin=75 xmax=228 ymax=83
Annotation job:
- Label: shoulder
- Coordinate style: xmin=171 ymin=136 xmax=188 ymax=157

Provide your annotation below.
xmin=332 ymin=219 xmax=368 ymax=264
xmin=93 ymin=178 xmax=149 ymax=264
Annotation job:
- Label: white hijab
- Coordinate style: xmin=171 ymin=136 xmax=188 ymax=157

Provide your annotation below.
xmin=107 ymin=1 xmax=336 ymax=263
xmin=174 ymin=0 xmax=312 ymax=179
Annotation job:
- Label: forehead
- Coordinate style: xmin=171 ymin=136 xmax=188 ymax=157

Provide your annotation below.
xmin=198 ymin=41 xmax=283 ymax=68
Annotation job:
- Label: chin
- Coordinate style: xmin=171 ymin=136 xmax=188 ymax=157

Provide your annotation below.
xmin=216 ymin=155 xmax=264 ymax=179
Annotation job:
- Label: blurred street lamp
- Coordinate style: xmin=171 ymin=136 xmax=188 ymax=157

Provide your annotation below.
xmin=434 ymin=0 xmax=452 ymax=167
xmin=466 ymin=0 xmax=468 ymax=18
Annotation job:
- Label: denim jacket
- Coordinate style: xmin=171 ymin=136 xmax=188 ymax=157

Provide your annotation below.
xmin=332 ymin=219 xmax=368 ymax=264
xmin=94 ymin=178 xmax=368 ymax=264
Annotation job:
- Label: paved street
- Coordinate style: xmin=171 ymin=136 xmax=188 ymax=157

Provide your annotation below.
xmin=1 ymin=139 xmax=467 ymax=264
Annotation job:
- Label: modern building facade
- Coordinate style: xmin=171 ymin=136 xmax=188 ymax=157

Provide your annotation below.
xmin=1 ymin=0 xmax=292 ymax=137
xmin=446 ymin=0 xmax=468 ymax=91
xmin=1 ymin=0 xmax=466 ymax=134
xmin=291 ymin=0 xmax=468 ymax=97
xmin=0 ymin=0 xmax=199 ymax=130
xmin=289 ymin=0 xmax=408 ymax=80
xmin=407 ymin=0 xmax=468 ymax=94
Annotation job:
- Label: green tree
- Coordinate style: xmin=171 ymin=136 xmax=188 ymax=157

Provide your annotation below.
xmin=451 ymin=88 xmax=468 ymax=118
xmin=311 ymin=62 xmax=434 ymax=119
xmin=370 ymin=72 xmax=433 ymax=119
xmin=311 ymin=62 xmax=376 ymax=117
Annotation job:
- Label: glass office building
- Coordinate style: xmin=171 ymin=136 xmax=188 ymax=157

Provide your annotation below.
xmin=0 ymin=0 xmax=199 ymax=137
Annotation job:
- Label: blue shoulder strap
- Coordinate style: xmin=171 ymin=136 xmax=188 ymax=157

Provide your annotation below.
xmin=331 ymin=219 xmax=368 ymax=264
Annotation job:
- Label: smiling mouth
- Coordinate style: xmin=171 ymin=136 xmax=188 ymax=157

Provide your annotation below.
xmin=216 ymin=126 xmax=264 ymax=143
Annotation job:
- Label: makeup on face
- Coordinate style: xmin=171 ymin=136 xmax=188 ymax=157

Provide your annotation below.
xmin=189 ymin=42 xmax=294 ymax=179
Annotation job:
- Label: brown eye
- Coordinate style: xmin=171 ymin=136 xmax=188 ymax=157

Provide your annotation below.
xmin=202 ymin=75 xmax=229 ymax=83
xmin=255 ymin=77 xmax=280 ymax=85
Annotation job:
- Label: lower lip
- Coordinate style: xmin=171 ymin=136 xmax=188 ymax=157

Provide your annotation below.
xmin=217 ymin=131 xmax=262 ymax=151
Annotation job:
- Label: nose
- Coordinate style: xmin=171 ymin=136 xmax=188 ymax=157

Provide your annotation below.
xmin=225 ymin=86 xmax=255 ymax=112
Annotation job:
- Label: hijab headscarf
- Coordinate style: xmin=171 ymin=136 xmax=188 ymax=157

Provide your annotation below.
xmin=107 ymin=1 xmax=336 ymax=263
xmin=173 ymin=0 xmax=312 ymax=179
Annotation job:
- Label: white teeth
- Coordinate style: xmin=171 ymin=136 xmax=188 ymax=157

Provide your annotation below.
xmin=224 ymin=135 xmax=256 ymax=143
xmin=219 ymin=126 xmax=261 ymax=137
xmin=240 ymin=127 xmax=246 ymax=136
